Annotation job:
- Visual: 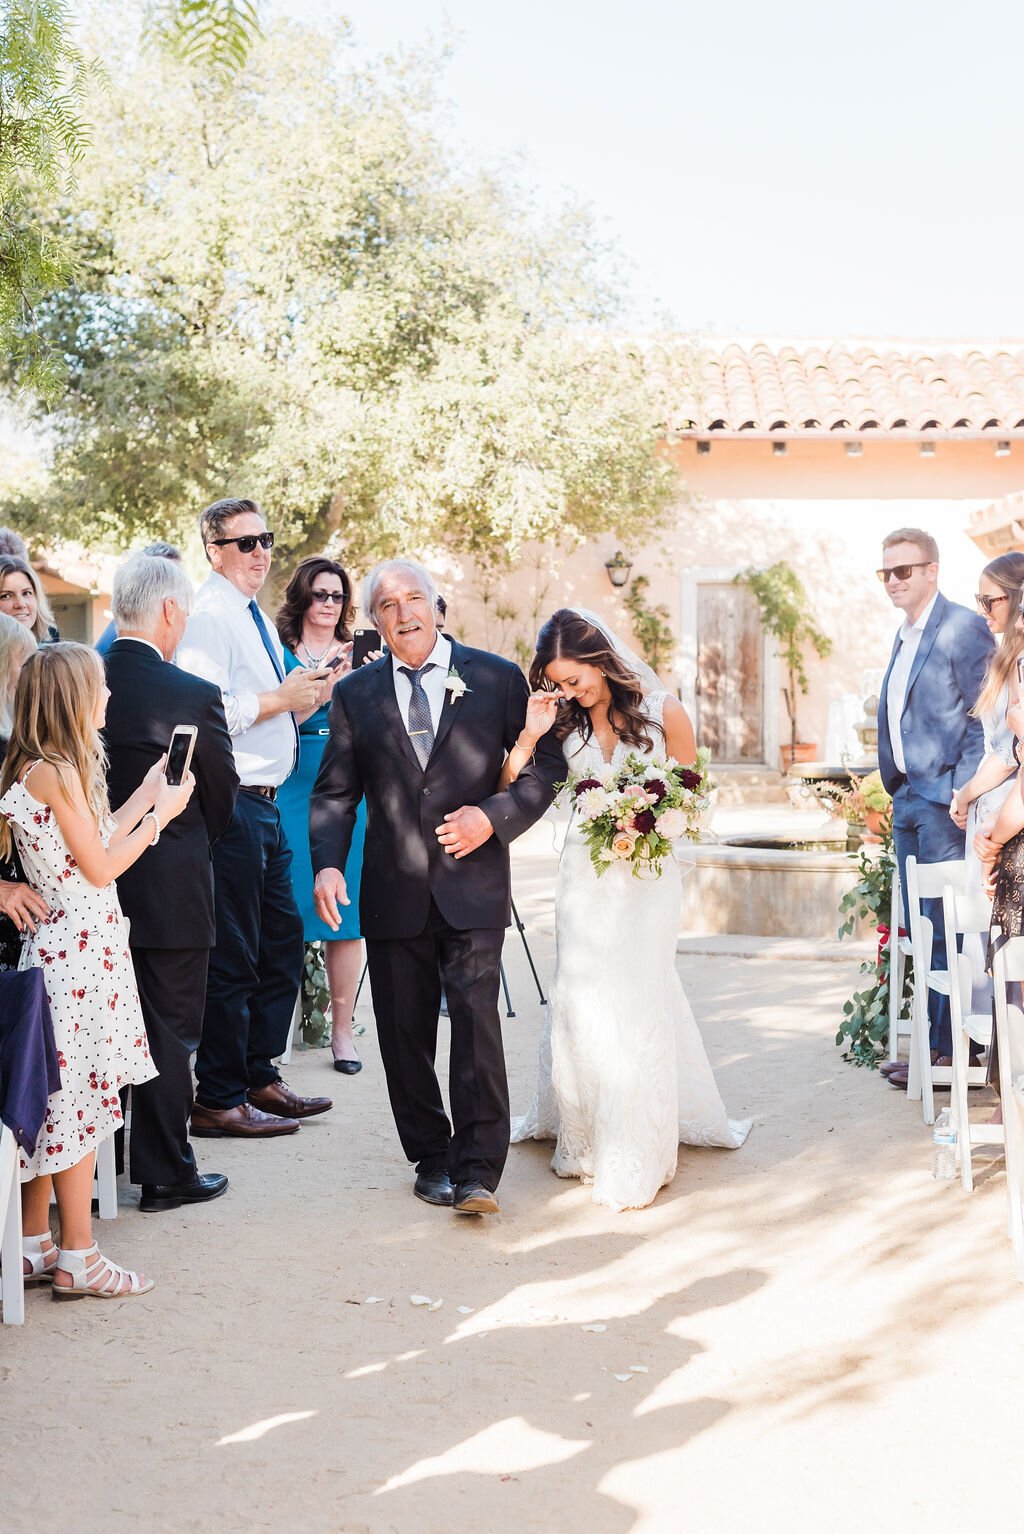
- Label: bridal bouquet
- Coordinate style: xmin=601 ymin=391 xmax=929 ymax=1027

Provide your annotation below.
xmin=562 ymin=749 xmax=714 ymax=879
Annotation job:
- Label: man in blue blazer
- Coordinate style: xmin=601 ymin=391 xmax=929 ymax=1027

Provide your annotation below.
xmin=876 ymin=527 xmax=994 ymax=1076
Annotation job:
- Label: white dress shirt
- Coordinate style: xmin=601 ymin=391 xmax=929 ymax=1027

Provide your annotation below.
xmin=176 ymin=571 xmax=294 ymax=787
xmin=110 ymin=636 xmax=163 ymax=660
xmin=391 ymin=631 xmax=452 ymax=736
xmin=886 ymin=593 xmax=938 ymax=774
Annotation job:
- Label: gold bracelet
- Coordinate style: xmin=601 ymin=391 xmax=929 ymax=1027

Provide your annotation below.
xmin=515 ymin=736 xmax=535 ymax=753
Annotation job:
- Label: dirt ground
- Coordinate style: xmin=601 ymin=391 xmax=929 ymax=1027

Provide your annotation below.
xmin=4 ymin=839 xmax=1024 ymax=1533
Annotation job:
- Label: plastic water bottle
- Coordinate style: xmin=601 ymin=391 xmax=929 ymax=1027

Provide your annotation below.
xmin=932 ymin=1107 xmax=957 ymax=1181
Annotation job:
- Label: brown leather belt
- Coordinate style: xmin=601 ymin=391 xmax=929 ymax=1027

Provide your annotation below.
xmin=240 ymin=784 xmax=278 ymax=801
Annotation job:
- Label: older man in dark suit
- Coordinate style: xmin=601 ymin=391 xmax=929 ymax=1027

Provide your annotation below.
xmin=104 ymin=553 xmax=238 ymax=1209
xmin=310 ymin=557 xmax=563 ymax=1215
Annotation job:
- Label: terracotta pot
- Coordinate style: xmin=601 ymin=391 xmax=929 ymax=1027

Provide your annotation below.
xmin=780 ymin=742 xmax=818 ymax=771
xmin=863 ymin=807 xmax=889 ymax=841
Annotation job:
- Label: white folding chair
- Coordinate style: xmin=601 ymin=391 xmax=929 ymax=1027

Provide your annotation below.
xmin=276 ymin=988 xmax=301 ymax=1067
xmin=0 ymin=1123 xmax=24 ymax=1324
xmin=942 ymin=885 xmax=1002 ymax=1191
xmin=991 ymin=939 xmax=1024 ymax=1279
xmin=887 ymin=857 xmax=913 ymax=1065
xmin=904 ymin=856 xmax=974 ymax=1124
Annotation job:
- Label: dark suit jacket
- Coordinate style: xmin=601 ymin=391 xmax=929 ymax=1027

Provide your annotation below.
xmin=103 ymin=639 xmax=238 ymax=949
xmin=877 ymin=592 xmax=993 ymax=805
xmin=309 ymin=640 xmax=564 ymax=938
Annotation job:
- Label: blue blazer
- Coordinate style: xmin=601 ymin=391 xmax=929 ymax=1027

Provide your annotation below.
xmin=877 ymin=592 xmax=993 ymax=805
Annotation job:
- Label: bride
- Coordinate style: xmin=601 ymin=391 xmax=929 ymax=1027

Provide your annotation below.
xmin=505 ymin=608 xmax=750 ymax=1211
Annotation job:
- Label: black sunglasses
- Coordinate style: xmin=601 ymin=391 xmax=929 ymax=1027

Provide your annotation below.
xmin=876 ymin=562 xmax=932 ymax=584
xmin=310 ymin=590 xmax=347 ymax=605
xmin=209 ymin=532 xmax=275 ymax=553
xmin=975 ymin=592 xmax=1010 ymax=615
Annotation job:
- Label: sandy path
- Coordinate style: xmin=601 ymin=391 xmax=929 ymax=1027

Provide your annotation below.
xmin=4 ymin=842 xmax=1024 ymax=1533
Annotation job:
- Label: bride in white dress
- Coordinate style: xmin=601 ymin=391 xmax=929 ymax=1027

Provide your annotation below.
xmin=507 ymin=609 xmax=750 ymax=1211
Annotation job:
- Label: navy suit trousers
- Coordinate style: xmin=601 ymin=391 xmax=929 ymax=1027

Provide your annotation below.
xmin=892 ymin=782 xmax=966 ymax=1056
xmin=195 ymin=790 xmax=303 ymax=1109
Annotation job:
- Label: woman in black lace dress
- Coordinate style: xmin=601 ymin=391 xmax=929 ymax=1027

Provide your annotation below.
xmin=0 ymin=614 xmax=47 ymax=969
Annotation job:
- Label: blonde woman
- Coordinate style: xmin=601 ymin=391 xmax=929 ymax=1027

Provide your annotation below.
xmin=0 ymin=613 xmax=42 ymax=972
xmin=0 ymin=555 xmax=57 ymax=643
xmin=0 ymin=644 xmax=193 ymax=1299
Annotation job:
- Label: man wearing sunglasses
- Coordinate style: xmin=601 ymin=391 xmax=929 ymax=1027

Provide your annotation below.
xmin=176 ymin=498 xmax=335 ymax=1137
xmin=877 ymin=527 xmax=993 ymax=1085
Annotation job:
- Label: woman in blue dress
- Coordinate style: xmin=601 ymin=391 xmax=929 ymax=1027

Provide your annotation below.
xmin=276 ymin=556 xmax=366 ymax=1074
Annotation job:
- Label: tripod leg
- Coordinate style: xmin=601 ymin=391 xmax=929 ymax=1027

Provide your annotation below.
xmin=500 ymin=957 xmax=515 ymax=1019
xmin=511 ymin=896 xmax=548 ymax=1006
xmin=353 ymin=956 xmax=368 ymax=1017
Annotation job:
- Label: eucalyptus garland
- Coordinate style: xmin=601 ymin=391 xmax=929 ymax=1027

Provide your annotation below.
xmin=300 ymin=942 xmax=331 ymax=1048
xmin=836 ymin=837 xmax=914 ymax=1067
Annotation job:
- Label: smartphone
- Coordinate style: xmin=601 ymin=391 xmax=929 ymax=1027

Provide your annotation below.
xmin=325 ymin=653 xmax=346 ymax=671
xmin=351 ymin=629 xmax=384 ymax=668
xmin=165 ymin=725 xmax=198 ymax=786
xmin=1017 ymin=655 xmax=1024 ymax=687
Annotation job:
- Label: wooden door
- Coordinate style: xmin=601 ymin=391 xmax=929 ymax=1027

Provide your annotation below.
xmin=696 ymin=583 xmax=764 ymax=763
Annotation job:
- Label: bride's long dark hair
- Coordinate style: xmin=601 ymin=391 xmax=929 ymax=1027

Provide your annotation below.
xmin=529 ymin=609 xmax=661 ymax=752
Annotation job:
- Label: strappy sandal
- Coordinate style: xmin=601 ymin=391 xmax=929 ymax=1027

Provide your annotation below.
xmin=52 ymin=1243 xmax=154 ymax=1300
xmin=23 ymin=1232 xmax=58 ymax=1285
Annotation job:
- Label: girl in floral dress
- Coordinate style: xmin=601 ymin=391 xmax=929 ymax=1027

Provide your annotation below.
xmin=0 ymin=644 xmax=194 ymax=1300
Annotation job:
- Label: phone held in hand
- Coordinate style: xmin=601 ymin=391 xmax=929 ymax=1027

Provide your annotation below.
xmin=165 ymin=725 xmax=198 ymax=786
xmin=351 ymin=629 xmax=384 ymax=668
xmin=1017 ymin=655 xmax=1024 ymax=687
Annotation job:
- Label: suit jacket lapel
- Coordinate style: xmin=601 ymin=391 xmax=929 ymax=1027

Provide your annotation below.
xmin=903 ymin=593 xmax=945 ymax=710
xmin=429 ymin=641 xmax=471 ymax=761
xmin=371 ymin=658 xmax=423 ymax=774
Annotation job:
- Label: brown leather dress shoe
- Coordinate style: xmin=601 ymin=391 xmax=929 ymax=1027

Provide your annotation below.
xmin=190 ymin=1101 xmax=300 ymax=1137
xmin=246 ymin=1080 xmax=333 ymax=1120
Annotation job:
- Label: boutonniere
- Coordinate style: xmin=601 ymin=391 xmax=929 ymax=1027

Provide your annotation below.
xmin=444 ymin=666 xmax=471 ymax=700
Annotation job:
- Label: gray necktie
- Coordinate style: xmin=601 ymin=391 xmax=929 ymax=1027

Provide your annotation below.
xmin=399 ymin=664 xmax=436 ymax=769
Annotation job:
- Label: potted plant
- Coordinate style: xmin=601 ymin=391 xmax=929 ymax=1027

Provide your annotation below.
xmin=858 ymin=770 xmax=892 ymax=843
xmin=736 ymin=561 xmax=832 ymax=770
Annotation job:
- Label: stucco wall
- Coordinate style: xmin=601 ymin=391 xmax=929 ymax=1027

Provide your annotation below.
xmin=432 ymin=495 xmax=996 ymax=767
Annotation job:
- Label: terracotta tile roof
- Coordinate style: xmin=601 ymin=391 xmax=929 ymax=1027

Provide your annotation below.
xmin=671 ymin=341 xmax=1024 ymax=437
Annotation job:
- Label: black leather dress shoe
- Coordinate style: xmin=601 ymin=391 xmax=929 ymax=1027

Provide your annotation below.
xmin=414 ymin=1170 xmax=455 ymax=1206
xmin=139 ymin=1172 xmax=229 ymax=1212
xmin=453 ymin=1181 xmax=499 ymax=1215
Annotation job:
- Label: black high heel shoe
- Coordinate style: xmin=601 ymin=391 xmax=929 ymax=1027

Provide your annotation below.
xmin=331 ymin=1045 xmax=362 ymax=1075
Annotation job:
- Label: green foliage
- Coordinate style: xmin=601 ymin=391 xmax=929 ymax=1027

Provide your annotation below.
xmin=146 ymin=0 xmax=262 ymax=75
xmin=0 ymin=0 xmax=100 ymax=399
xmin=735 ymin=561 xmax=832 ymax=754
xmin=835 ymin=838 xmax=913 ymax=1067
xmin=623 ymin=572 xmax=674 ymax=674
xmin=300 ymin=941 xmax=330 ymax=1048
xmin=859 ymin=770 xmax=891 ymax=813
xmin=10 ymin=15 xmax=679 ymax=567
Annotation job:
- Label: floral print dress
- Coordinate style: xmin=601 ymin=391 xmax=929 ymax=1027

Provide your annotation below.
xmin=0 ymin=766 xmax=155 ymax=1179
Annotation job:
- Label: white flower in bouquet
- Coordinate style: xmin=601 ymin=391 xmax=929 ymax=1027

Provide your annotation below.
xmin=656 ymin=807 xmax=690 ymax=839
xmin=576 ymin=787 xmax=609 ymax=820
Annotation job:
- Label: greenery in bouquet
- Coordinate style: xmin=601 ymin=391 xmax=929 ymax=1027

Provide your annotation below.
xmin=560 ymin=749 xmax=714 ymax=879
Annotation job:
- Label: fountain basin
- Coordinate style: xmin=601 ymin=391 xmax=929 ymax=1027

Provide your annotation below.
xmin=679 ymin=832 xmax=870 ymax=941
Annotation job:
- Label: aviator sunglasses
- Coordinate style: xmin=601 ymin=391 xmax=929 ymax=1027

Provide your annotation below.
xmin=975 ymin=592 xmax=1010 ymax=615
xmin=208 ymin=531 xmax=275 ymax=553
xmin=875 ymin=561 xmax=933 ymax=584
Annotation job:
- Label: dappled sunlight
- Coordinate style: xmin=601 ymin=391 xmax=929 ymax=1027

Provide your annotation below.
xmin=216 ymin=1412 xmax=317 ymax=1445
xmin=374 ymin=1416 xmax=591 ymax=1494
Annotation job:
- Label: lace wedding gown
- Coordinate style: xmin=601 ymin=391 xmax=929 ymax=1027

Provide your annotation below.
xmin=511 ymin=693 xmax=751 ymax=1211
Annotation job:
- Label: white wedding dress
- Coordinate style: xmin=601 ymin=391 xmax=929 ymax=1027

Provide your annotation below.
xmin=512 ymin=692 xmax=751 ymax=1211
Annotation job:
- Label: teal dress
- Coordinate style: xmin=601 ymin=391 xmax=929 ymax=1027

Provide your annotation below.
xmin=277 ymin=648 xmax=365 ymax=941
